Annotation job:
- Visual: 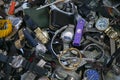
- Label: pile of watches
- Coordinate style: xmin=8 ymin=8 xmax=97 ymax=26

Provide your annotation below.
xmin=0 ymin=0 xmax=120 ymax=80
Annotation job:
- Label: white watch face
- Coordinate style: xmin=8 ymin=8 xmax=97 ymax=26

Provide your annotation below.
xmin=95 ymin=17 xmax=109 ymax=31
xmin=61 ymin=31 xmax=73 ymax=43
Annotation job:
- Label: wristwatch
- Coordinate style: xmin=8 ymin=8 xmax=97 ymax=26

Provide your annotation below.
xmin=0 ymin=54 xmax=49 ymax=76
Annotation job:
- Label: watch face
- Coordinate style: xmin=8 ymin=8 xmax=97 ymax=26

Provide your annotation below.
xmin=95 ymin=17 xmax=109 ymax=31
xmin=61 ymin=31 xmax=73 ymax=43
xmin=85 ymin=69 xmax=100 ymax=80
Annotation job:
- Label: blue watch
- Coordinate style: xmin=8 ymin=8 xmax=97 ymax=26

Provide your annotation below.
xmin=85 ymin=69 xmax=100 ymax=80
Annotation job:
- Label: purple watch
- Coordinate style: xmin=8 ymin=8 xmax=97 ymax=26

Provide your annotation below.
xmin=73 ymin=18 xmax=85 ymax=46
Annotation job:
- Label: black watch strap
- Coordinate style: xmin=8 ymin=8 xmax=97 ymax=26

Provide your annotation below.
xmin=22 ymin=59 xmax=48 ymax=76
xmin=0 ymin=54 xmax=13 ymax=63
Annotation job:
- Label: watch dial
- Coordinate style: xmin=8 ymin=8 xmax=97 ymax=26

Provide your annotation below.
xmin=95 ymin=18 xmax=109 ymax=31
xmin=85 ymin=69 xmax=100 ymax=80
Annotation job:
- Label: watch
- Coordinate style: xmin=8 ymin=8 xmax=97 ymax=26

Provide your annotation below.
xmin=84 ymin=69 xmax=100 ymax=80
xmin=95 ymin=17 xmax=109 ymax=31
